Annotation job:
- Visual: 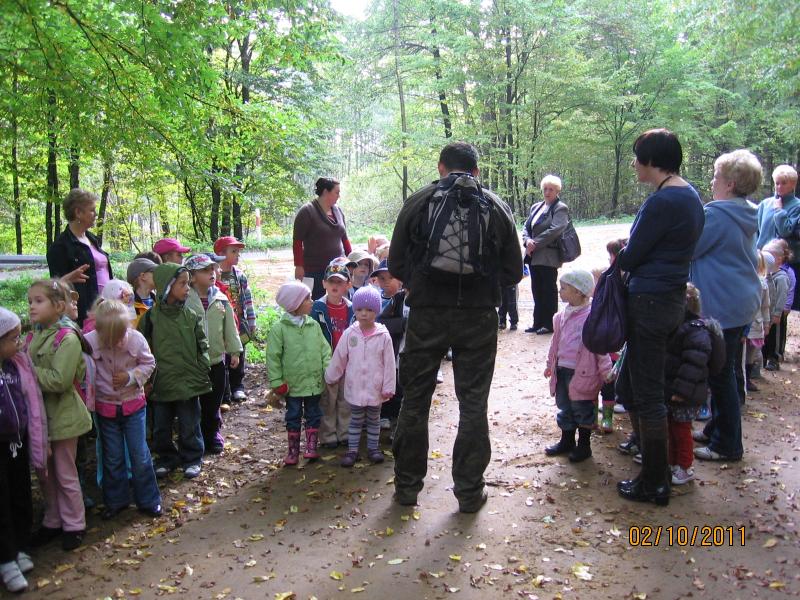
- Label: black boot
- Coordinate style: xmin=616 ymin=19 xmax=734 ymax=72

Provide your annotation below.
xmin=569 ymin=427 xmax=592 ymax=462
xmin=618 ymin=417 xmax=671 ymax=506
xmin=545 ymin=429 xmax=575 ymax=456
xmin=745 ymin=363 xmax=758 ymax=392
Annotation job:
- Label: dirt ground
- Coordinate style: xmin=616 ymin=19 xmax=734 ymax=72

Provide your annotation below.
xmin=6 ymin=223 xmax=800 ymax=600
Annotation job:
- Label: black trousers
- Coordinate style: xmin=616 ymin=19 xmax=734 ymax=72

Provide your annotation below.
xmin=0 ymin=436 xmax=31 ymax=562
xmin=200 ymin=362 xmax=228 ymax=444
xmin=530 ymin=265 xmax=558 ymax=330
xmin=498 ymin=285 xmax=519 ymax=326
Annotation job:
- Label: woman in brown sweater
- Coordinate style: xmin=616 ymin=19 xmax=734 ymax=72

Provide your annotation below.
xmin=293 ymin=177 xmax=353 ymax=299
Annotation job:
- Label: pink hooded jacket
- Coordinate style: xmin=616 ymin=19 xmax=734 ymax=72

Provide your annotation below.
xmin=547 ymin=304 xmax=613 ymax=401
xmin=325 ymin=322 xmax=396 ymax=407
xmin=10 ymin=353 xmax=49 ymax=473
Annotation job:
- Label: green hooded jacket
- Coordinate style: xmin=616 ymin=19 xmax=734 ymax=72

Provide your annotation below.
xmin=266 ymin=313 xmax=331 ymax=397
xmin=138 ymin=263 xmax=212 ymax=402
xmin=186 ymin=286 xmax=243 ymax=365
xmin=28 ymin=322 xmax=92 ymax=441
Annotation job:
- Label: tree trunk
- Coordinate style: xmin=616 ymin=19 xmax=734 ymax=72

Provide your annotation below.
xmin=233 ymin=32 xmax=251 ymax=238
xmin=610 ymin=144 xmax=622 ymax=214
xmin=221 ymin=196 xmax=232 ymax=236
xmin=69 ymin=146 xmax=79 ymax=189
xmin=46 ymin=90 xmax=59 ymax=247
xmin=210 ymin=159 xmax=222 ymax=240
xmin=11 ymin=69 xmax=22 ymax=254
xmin=159 ymin=210 xmax=171 ymax=236
xmin=430 ymin=13 xmax=452 ymax=139
xmin=232 ymin=195 xmax=243 ymax=240
xmin=392 ymin=0 xmax=409 ymax=202
xmin=97 ymin=157 xmax=113 ymax=245
xmin=504 ymin=26 xmax=516 ymax=214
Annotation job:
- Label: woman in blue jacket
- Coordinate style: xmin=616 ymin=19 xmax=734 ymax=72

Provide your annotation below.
xmin=690 ymin=149 xmax=763 ymax=463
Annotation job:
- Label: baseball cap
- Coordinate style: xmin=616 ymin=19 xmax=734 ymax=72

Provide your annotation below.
xmin=370 ymin=259 xmax=389 ymax=279
xmin=214 ymin=236 xmax=246 ymax=255
xmin=325 ymin=258 xmax=351 ymax=282
xmin=204 ymin=252 xmax=226 ymax=263
xmin=347 ymin=250 xmax=378 ymax=270
xmin=153 ymin=238 xmax=190 ymax=255
xmin=184 ymin=254 xmax=217 ymax=271
xmin=126 ymin=258 xmax=158 ymax=285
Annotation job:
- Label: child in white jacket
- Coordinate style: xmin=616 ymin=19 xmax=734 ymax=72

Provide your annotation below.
xmin=326 ymin=286 xmax=395 ymax=467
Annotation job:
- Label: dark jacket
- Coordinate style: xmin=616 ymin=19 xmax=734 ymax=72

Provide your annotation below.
xmin=310 ymin=295 xmax=354 ymax=347
xmin=378 ymin=289 xmax=408 ymax=357
xmin=388 ymin=179 xmax=523 ymax=308
xmin=617 ymin=186 xmax=704 ymax=295
xmin=137 ymin=264 xmax=212 ymax=402
xmin=47 ymin=227 xmax=113 ymax=324
xmin=522 ymin=199 xmax=569 ymax=268
xmin=665 ymin=313 xmax=715 ymax=407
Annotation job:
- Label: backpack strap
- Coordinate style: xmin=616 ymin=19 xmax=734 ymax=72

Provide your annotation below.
xmin=53 ymin=327 xmax=73 ymax=349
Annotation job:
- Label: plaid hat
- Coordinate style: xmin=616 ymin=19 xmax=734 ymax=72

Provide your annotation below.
xmin=184 ymin=254 xmax=216 ymax=271
xmin=126 ymin=258 xmax=158 ymax=286
xmin=352 ymin=286 xmax=382 ymax=314
xmin=0 ymin=307 xmax=21 ymax=338
xmin=153 ymin=238 xmax=190 ymax=255
xmin=370 ymin=259 xmax=389 ymax=279
xmin=347 ymin=250 xmax=378 ymax=270
xmin=325 ymin=258 xmax=351 ymax=282
xmin=276 ymin=280 xmax=312 ymax=313
xmin=560 ymin=269 xmax=595 ymax=297
xmin=214 ymin=236 xmax=246 ymax=255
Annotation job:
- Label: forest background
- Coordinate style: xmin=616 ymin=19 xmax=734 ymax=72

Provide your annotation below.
xmin=0 ymin=0 xmax=798 ymax=254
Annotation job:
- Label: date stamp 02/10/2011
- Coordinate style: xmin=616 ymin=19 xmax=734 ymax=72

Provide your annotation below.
xmin=628 ymin=525 xmax=746 ymax=547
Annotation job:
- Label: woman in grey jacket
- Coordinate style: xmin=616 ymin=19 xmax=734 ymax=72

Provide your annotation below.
xmin=522 ymin=175 xmax=568 ymax=334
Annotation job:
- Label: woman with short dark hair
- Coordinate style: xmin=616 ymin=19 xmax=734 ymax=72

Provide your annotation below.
xmin=47 ymin=188 xmax=113 ymax=325
xmin=293 ymin=178 xmax=352 ymax=299
xmin=615 ymin=129 xmax=705 ymax=506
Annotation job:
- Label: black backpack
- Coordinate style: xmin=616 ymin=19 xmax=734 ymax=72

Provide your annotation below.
xmin=417 ymin=173 xmax=496 ymax=285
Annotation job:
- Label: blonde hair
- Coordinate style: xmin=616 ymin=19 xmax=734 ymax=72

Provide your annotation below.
xmin=94 ymin=299 xmax=131 ymax=348
xmin=764 ymin=238 xmax=794 ymax=264
xmin=540 ymin=174 xmax=562 ymax=192
xmin=63 ymin=188 xmax=98 ymax=221
xmin=714 ymin=150 xmax=763 ymax=197
xmin=686 ymin=283 xmax=702 ymax=316
xmin=756 ymin=251 xmax=767 ymax=276
xmin=772 ymin=164 xmax=798 ymax=184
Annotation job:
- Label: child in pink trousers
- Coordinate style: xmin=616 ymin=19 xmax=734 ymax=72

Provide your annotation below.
xmin=544 ymin=270 xmax=613 ymax=463
xmin=326 ymin=286 xmax=395 ymax=467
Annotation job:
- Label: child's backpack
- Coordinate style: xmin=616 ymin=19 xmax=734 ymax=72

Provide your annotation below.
xmin=415 ymin=173 xmax=496 ymax=285
xmin=25 ymin=327 xmax=96 ymax=411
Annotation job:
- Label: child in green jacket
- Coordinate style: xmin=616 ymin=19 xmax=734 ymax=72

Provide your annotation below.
xmin=138 ymin=264 xmax=212 ymax=479
xmin=184 ymin=255 xmax=243 ymax=455
xmin=266 ymin=281 xmax=331 ymax=466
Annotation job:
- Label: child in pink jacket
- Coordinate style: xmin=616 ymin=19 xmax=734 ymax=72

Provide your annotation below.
xmin=544 ymin=270 xmax=613 ymax=463
xmin=325 ymin=286 xmax=395 ymax=467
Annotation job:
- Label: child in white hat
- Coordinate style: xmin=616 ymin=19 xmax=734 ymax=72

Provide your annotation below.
xmin=266 ymin=281 xmax=331 ymax=465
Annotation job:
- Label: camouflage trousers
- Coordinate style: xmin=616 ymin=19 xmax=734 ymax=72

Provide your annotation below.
xmin=392 ymin=306 xmax=498 ymax=506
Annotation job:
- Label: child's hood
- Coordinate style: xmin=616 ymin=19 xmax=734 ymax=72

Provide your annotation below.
xmin=154 ymin=263 xmax=185 ymax=304
xmin=352 ymin=321 xmax=389 ymax=338
xmin=706 ymin=198 xmax=758 ymax=238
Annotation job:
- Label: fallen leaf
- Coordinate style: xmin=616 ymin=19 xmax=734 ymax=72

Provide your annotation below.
xmin=53 ymin=563 xmax=75 ymax=574
xmin=475 ymin=543 xmax=487 ymax=550
xmin=571 ymin=563 xmax=593 ymax=581
xmin=330 ymin=571 xmax=344 ymax=581
xmin=245 ymin=560 xmax=257 ymax=568
xmin=447 ymin=587 xmax=460 ymax=593
xmin=253 ymin=574 xmax=276 ymax=583
xmin=385 ymin=527 xmax=394 ymax=536
xmin=762 ymin=538 xmax=778 ymax=548
xmin=449 ymin=554 xmax=462 ymax=562
xmin=274 ymin=593 xmax=296 ymax=600
xmin=157 ymin=584 xmax=178 ymax=593
xmin=692 ymin=577 xmax=705 ymax=590
xmin=429 ymin=450 xmax=443 ymax=459
xmin=632 ymin=594 xmax=647 ymax=600
xmin=412 ymin=511 xmax=421 ymax=520
xmin=36 ymin=579 xmax=51 ymax=590
xmin=248 ymin=533 xmax=265 ymax=541
xmin=387 ymin=558 xmax=404 ymax=565
xmin=128 ymin=589 xmax=142 ymax=596
xmin=769 ymin=582 xmax=785 ymax=589
xmin=289 ymin=505 xmax=299 ymax=513
xmin=351 ymin=587 xmax=366 ymax=593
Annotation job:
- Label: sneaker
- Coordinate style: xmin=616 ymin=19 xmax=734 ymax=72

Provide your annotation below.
xmin=524 ymin=326 xmax=537 ymax=333
xmin=436 ymin=369 xmax=444 ymax=384
xmin=367 ymin=449 xmax=385 ymax=464
xmin=694 ymin=446 xmax=733 ymax=461
xmin=509 ymin=323 xmax=518 ymax=331
xmin=692 ymin=429 xmax=709 ymax=443
xmin=458 ymin=489 xmax=488 ymax=514
xmin=613 ymin=404 xmax=627 ymax=414
xmin=138 ymin=504 xmax=163 ymax=518
xmin=232 ymin=390 xmax=247 ymax=402
xmin=498 ymin=321 xmax=507 ymax=330
xmin=1 ymin=561 xmax=27 ymax=593
xmin=15 ymin=552 xmax=33 ymax=574
xmin=535 ymin=327 xmax=553 ymax=335
xmin=62 ymin=530 xmax=85 ymax=551
xmin=206 ymin=442 xmax=224 ymax=455
xmin=765 ymin=360 xmax=779 ymax=371
xmin=183 ymin=464 xmax=202 ymax=478
xmin=155 ymin=465 xmax=171 ymax=479
xmin=633 ymin=452 xmax=642 ymax=464
xmin=672 ymin=466 xmax=695 ymax=485
xmin=101 ymin=505 xmax=127 ymax=520
xmin=617 ymin=437 xmax=639 ymax=456
xmin=379 ymin=418 xmax=392 ymax=431
xmin=340 ymin=451 xmax=358 ymax=468
xmin=696 ymin=405 xmax=711 ymax=421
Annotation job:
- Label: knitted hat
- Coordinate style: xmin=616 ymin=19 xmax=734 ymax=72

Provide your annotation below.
xmin=352 ymin=285 xmax=382 ymax=314
xmin=101 ymin=279 xmax=134 ymax=301
xmin=0 ymin=307 xmax=21 ymax=338
xmin=560 ymin=269 xmax=595 ymax=297
xmin=126 ymin=258 xmax=158 ymax=285
xmin=276 ymin=281 xmax=311 ymax=313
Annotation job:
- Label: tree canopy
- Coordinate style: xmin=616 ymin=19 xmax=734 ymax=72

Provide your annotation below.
xmin=0 ymin=0 xmax=797 ymax=253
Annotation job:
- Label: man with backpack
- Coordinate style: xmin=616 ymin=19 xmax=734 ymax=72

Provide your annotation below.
xmin=388 ymin=142 xmax=523 ymax=513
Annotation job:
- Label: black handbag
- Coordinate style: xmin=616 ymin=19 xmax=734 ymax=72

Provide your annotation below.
xmin=582 ymin=259 xmax=627 ymax=354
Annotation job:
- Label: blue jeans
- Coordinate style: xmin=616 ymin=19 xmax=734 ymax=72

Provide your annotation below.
xmin=703 ymin=326 xmax=745 ymax=459
xmin=285 ymin=395 xmax=322 ymax=432
xmin=555 ymin=367 xmax=597 ymax=430
xmin=616 ymin=290 xmax=686 ymax=421
xmin=152 ymin=398 xmax=204 ymax=469
xmin=96 ymin=407 xmax=161 ymax=511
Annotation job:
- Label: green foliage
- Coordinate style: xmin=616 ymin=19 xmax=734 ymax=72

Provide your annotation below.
xmin=0 ymin=275 xmax=34 ymax=324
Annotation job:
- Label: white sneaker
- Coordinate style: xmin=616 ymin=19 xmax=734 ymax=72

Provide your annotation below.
xmin=232 ymin=390 xmax=247 ymax=401
xmin=613 ymin=404 xmax=627 ymax=414
xmin=633 ymin=452 xmax=642 ymax=464
xmin=672 ymin=466 xmax=695 ymax=485
xmin=379 ymin=418 xmax=392 ymax=430
xmin=436 ymin=369 xmax=444 ymax=384
xmin=692 ymin=429 xmax=709 ymax=443
xmin=1 ymin=561 xmax=28 ymax=593
xmin=16 ymin=552 xmax=33 ymax=574
xmin=184 ymin=464 xmax=202 ymax=479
